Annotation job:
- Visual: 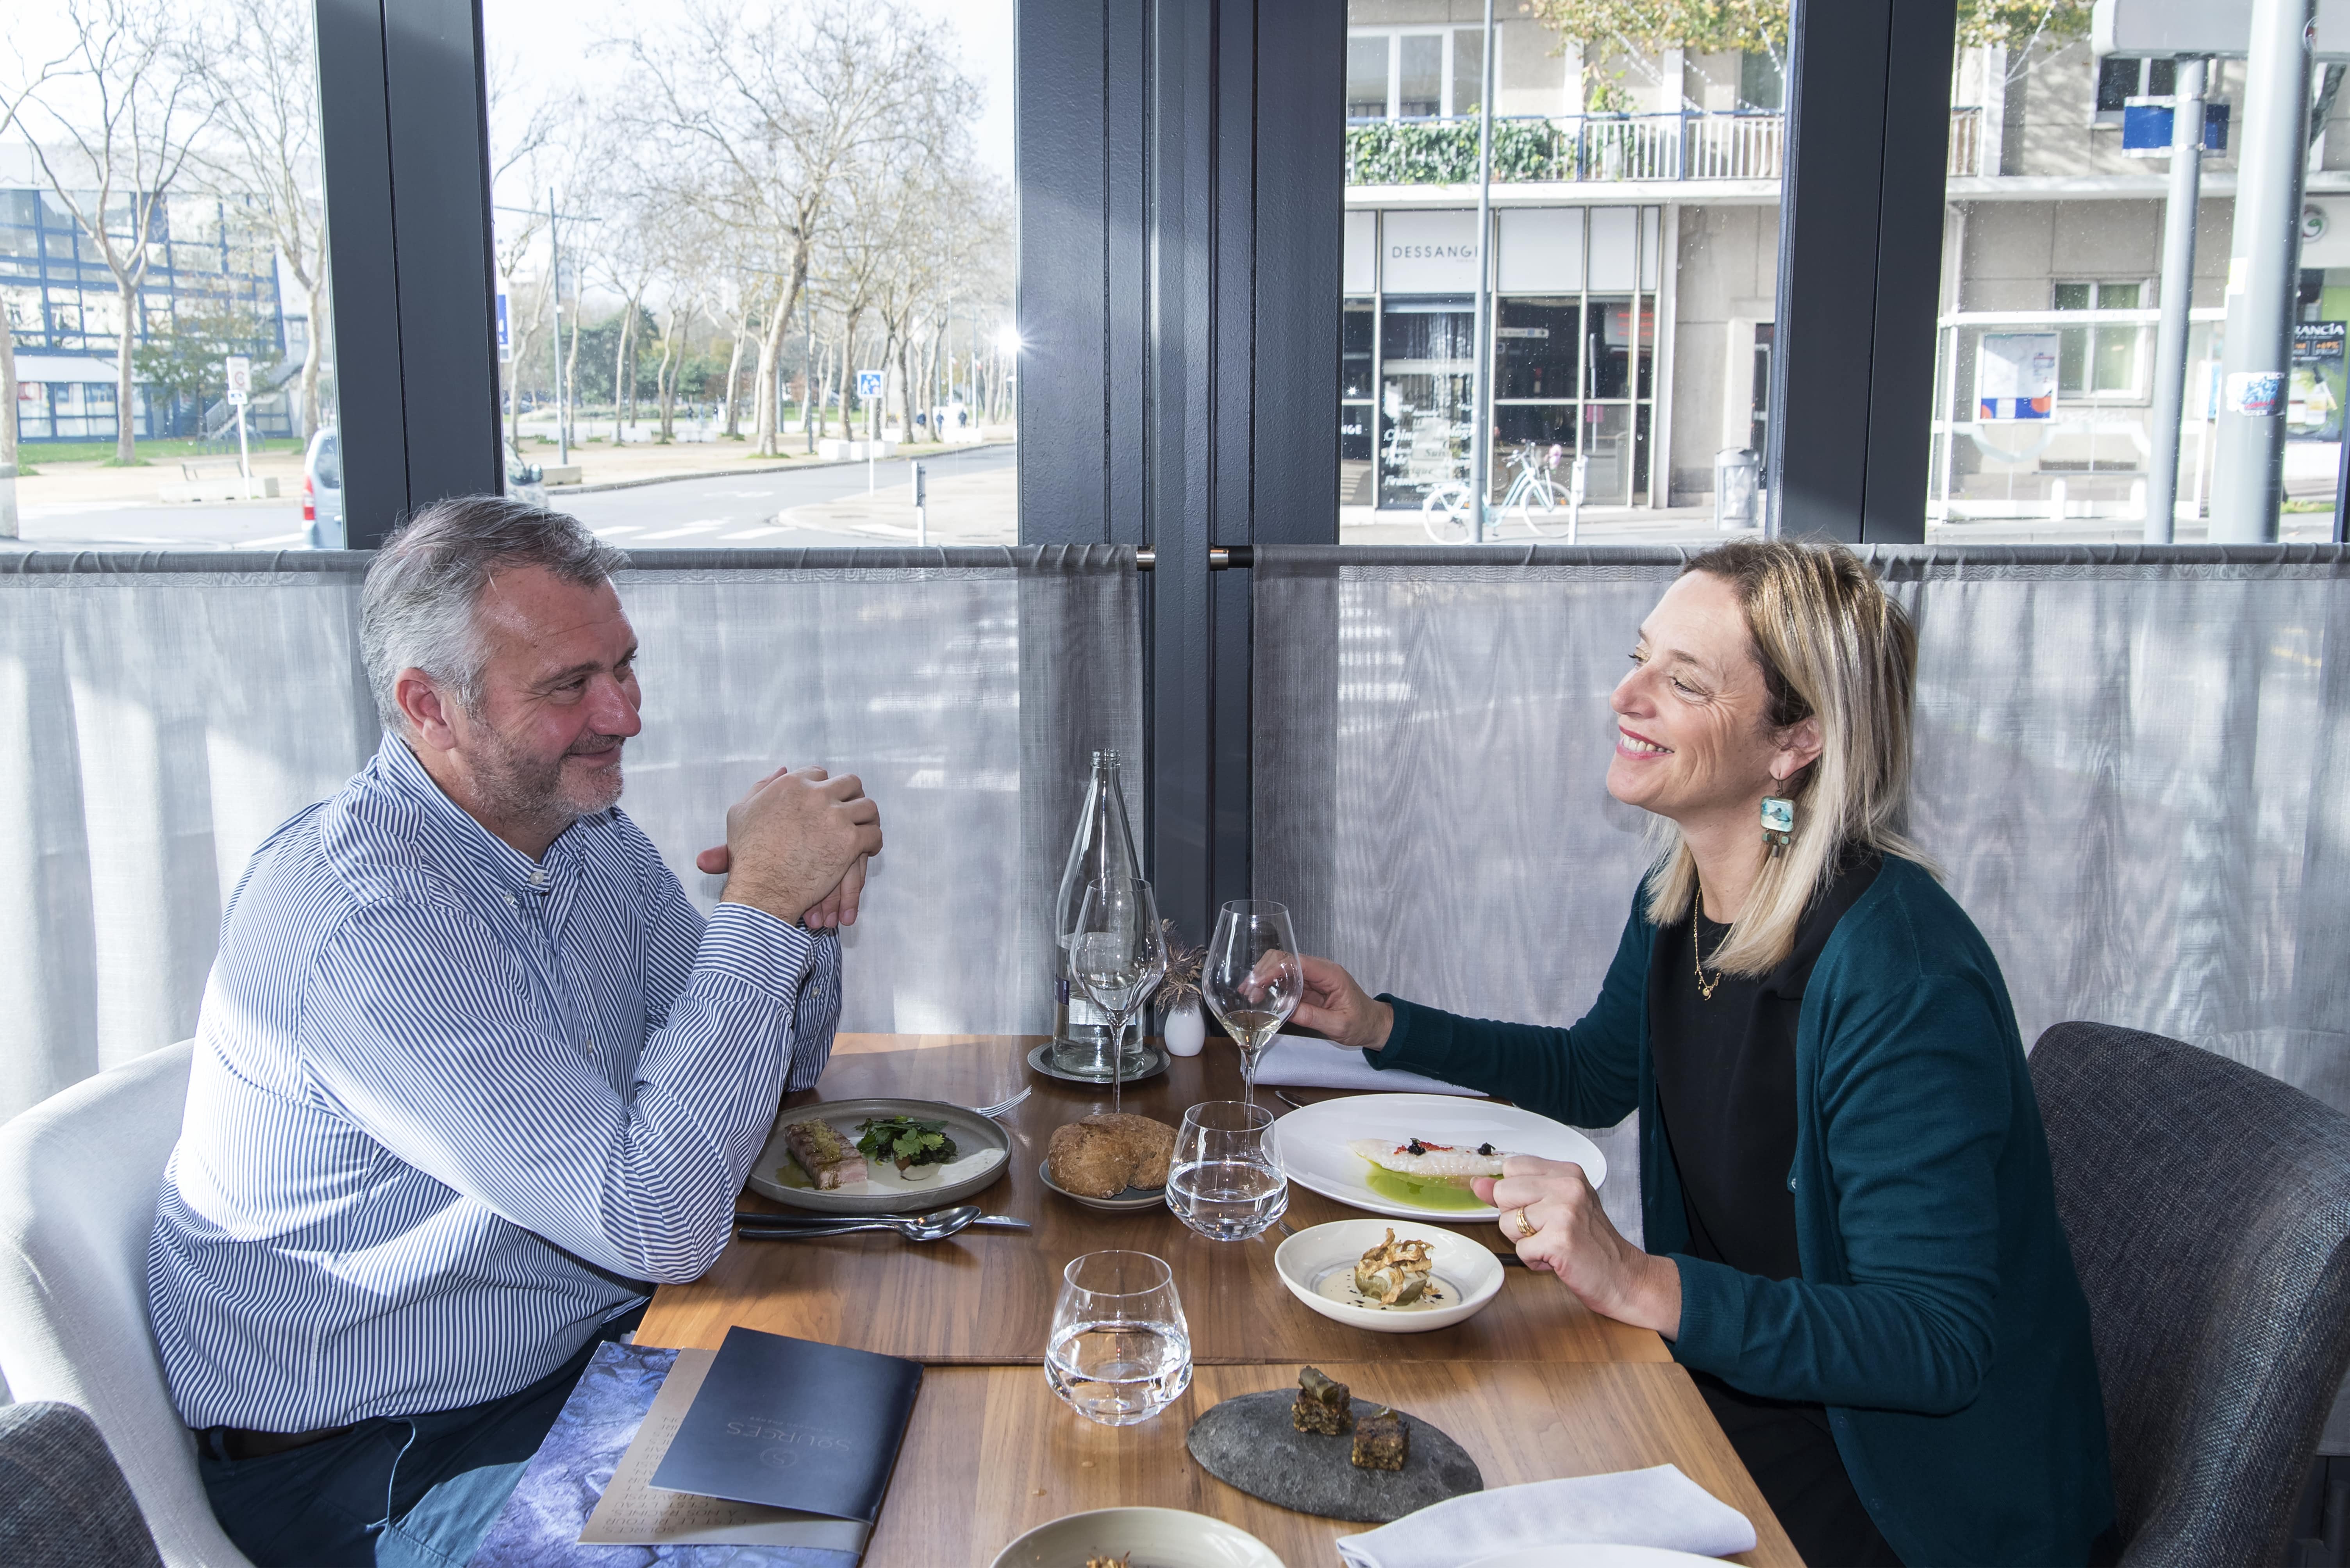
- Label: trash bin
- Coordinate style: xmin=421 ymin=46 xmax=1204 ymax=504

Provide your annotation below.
xmin=1715 ymin=448 xmax=1759 ymax=530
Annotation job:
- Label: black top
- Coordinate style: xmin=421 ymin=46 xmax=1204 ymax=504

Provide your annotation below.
xmin=1649 ymin=852 xmax=1904 ymax=1568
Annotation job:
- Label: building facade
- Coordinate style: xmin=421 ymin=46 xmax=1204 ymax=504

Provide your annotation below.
xmin=1341 ymin=3 xmax=2350 ymax=525
xmin=2 ymin=152 xmax=297 ymax=446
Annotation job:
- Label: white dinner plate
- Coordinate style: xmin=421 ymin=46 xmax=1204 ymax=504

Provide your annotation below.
xmin=989 ymin=1506 xmax=1284 ymax=1568
xmin=1462 ymin=1547 xmax=1733 ymax=1568
xmin=1273 ymin=1217 xmax=1505 ymax=1333
xmin=1271 ymin=1093 xmax=1605 ymax=1222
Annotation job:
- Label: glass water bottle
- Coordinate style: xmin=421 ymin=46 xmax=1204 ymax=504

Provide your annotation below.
xmin=1052 ymin=750 xmax=1147 ymax=1078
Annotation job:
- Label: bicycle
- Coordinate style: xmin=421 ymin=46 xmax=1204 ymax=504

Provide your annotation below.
xmin=1420 ymin=442 xmax=1585 ymax=543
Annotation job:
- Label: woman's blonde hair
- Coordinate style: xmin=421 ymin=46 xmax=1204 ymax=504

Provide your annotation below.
xmin=1642 ymin=538 xmax=1930 ymax=975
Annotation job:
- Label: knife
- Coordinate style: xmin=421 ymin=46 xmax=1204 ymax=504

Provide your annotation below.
xmin=734 ymin=1212 xmax=1032 ymax=1232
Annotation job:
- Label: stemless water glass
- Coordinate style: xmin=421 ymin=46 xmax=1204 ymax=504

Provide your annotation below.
xmin=1200 ymin=899 xmax=1303 ymax=1106
xmin=1044 ymin=1250 xmax=1193 ymax=1426
xmin=1166 ymin=1100 xmax=1288 ymax=1242
xmin=1070 ymin=876 xmax=1169 ymax=1115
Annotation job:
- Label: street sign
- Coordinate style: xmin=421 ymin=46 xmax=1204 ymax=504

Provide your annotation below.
xmin=496 ymin=293 xmax=511 ymax=361
xmin=225 ymin=355 xmax=252 ymax=395
xmin=857 ymin=369 xmax=884 ymax=400
xmin=225 ymin=389 xmax=248 ymax=407
xmin=2121 ymin=97 xmax=2229 ymax=156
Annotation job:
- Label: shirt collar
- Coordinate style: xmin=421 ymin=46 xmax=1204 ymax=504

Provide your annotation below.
xmin=372 ymin=730 xmax=585 ymax=896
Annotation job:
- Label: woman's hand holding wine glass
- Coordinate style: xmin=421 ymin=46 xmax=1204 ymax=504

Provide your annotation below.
xmin=1201 ymin=900 xmax=1304 ymax=1106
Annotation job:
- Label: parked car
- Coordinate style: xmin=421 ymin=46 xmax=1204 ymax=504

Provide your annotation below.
xmin=301 ymin=427 xmax=344 ymax=549
xmin=505 ymin=441 xmax=548 ymax=509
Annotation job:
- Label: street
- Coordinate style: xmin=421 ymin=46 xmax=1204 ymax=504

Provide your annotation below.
xmin=6 ymin=442 xmax=1018 ymax=551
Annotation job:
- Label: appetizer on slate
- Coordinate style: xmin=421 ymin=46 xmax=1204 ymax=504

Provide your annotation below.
xmin=1046 ymin=1113 xmax=1177 ymax=1198
xmin=1292 ymin=1365 xmax=1354 ymax=1436
xmin=780 ymin=1119 xmax=866 ymax=1190
xmin=1354 ymin=1229 xmax=1437 ymax=1306
xmin=1352 ymin=1406 xmax=1409 ymax=1472
xmin=853 ymin=1114 xmax=957 ymax=1180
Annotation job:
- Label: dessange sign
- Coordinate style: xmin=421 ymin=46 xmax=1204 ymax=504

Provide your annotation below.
xmin=1382 ymin=209 xmax=1484 ymax=294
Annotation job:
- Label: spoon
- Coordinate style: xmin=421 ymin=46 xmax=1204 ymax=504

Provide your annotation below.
xmin=735 ymin=1204 xmax=982 ymax=1243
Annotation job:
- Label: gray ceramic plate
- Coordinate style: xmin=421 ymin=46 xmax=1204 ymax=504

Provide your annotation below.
xmin=1038 ymin=1158 xmax=1168 ymax=1213
xmin=988 ymin=1507 xmax=1283 ymax=1568
xmin=747 ymin=1098 xmax=1011 ymax=1215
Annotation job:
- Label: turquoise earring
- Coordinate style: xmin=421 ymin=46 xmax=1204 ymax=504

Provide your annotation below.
xmin=1761 ymin=794 xmax=1795 ymax=857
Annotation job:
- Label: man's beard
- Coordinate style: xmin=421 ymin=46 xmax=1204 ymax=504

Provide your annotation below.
xmin=470 ymin=727 xmax=629 ymax=834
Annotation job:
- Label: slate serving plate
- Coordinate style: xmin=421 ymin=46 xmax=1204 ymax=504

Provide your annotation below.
xmin=1185 ymin=1388 xmax=1483 ymax=1523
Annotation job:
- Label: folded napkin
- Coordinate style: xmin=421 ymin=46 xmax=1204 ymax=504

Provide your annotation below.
xmin=1335 ymin=1465 xmax=1757 ymax=1568
xmin=1251 ymin=1035 xmax=1486 ymax=1097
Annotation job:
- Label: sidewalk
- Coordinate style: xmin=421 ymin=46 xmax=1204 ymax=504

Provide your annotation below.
xmin=11 ymin=428 xmax=1011 ymax=513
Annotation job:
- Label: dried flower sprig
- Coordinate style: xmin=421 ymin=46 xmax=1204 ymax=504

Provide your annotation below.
xmin=1156 ymin=920 xmax=1206 ymax=1007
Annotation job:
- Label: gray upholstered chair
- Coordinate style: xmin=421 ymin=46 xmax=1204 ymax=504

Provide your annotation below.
xmin=2032 ymin=1021 xmax=2350 ymax=1568
xmin=0 ymin=1400 xmax=165 ymax=1568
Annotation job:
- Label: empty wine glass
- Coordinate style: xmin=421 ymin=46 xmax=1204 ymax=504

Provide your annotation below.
xmin=1166 ymin=1101 xmax=1288 ymax=1241
xmin=1200 ymin=899 xmax=1303 ymax=1107
xmin=1044 ymin=1250 xmax=1192 ymax=1426
xmin=1070 ymin=877 xmax=1169 ymax=1115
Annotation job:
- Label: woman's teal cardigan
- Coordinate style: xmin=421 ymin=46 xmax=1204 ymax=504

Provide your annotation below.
xmin=1369 ymin=856 xmax=2116 ymax=1567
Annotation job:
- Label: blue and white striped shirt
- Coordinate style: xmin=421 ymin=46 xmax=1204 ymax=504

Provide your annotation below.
xmin=148 ymin=733 xmax=838 ymax=1431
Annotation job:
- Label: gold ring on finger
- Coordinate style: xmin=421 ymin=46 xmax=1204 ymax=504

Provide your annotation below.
xmin=1512 ymin=1206 xmax=1537 ymax=1240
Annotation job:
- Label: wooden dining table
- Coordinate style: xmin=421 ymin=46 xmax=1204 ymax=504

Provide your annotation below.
xmin=637 ymin=1033 xmax=1803 ymax=1568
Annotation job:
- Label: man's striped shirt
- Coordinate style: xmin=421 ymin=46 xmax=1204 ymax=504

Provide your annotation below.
xmin=148 ymin=733 xmax=838 ymax=1431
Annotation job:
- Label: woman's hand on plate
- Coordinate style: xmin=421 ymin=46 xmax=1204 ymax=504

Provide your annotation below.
xmin=1476 ymin=1156 xmax=1682 ymax=1338
xmin=1289 ymin=956 xmax=1395 ymax=1052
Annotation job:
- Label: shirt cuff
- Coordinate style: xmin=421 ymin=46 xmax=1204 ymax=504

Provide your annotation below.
xmin=1368 ymin=994 xmax=1447 ymax=1076
xmin=1664 ymin=1252 xmax=1747 ymax=1374
xmin=697 ymin=901 xmax=819 ymax=1006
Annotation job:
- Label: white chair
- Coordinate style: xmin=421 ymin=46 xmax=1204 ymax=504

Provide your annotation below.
xmin=0 ymin=1042 xmax=255 ymax=1568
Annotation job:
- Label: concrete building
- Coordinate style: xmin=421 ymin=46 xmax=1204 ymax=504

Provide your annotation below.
xmin=1340 ymin=4 xmax=2350 ymax=526
xmin=1 ymin=147 xmax=299 ymax=446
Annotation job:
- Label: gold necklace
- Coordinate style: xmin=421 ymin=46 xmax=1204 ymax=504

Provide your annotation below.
xmin=1692 ymin=891 xmax=1723 ymax=1001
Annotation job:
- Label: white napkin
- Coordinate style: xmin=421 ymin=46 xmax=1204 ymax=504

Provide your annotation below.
xmin=1335 ymin=1465 xmax=1758 ymax=1568
xmin=1251 ymin=1035 xmax=1486 ymax=1098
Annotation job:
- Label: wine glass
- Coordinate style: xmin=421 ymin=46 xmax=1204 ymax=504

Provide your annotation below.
xmin=1166 ymin=1101 xmax=1288 ymax=1242
xmin=1200 ymin=900 xmax=1303 ymax=1107
xmin=1044 ymin=1250 xmax=1192 ymax=1426
xmin=1070 ymin=877 xmax=1169 ymax=1115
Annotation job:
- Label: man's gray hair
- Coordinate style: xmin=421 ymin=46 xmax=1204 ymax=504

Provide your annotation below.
xmin=359 ymin=495 xmax=627 ymax=729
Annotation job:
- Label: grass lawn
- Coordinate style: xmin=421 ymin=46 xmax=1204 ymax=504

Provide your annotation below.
xmin=21 ymin=437 xmax=306 ymax=466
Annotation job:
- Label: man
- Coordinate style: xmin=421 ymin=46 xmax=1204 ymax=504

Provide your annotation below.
xmin=147 ymin=496 xmax=881 ymax=1567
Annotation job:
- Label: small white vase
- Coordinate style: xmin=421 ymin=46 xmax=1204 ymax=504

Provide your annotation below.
xmin=1163 ymin=997 xmax=1207 ymax=1057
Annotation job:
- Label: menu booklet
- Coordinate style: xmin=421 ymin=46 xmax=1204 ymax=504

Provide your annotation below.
xmin=647 ymin=1326 xmax=921 ymax=1521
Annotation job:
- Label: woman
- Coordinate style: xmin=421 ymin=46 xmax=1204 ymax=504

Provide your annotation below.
xmin=1293 ymin=541 xmax=2114 ymax=1568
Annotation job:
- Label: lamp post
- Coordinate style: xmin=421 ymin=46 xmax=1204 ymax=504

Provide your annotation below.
xmin=1468 ymin=0 xmax=1498 ymax=543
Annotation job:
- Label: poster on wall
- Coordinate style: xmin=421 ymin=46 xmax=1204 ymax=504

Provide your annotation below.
xmin=2289 ymin=320 xmax=2345 ymax=441
xmin=1977 ymin=332 xmax=2058 ymax=420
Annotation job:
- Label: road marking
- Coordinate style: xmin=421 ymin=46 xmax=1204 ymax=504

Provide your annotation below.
xmin=594 ymin=526 xmax=643 ymax=537
xmin=719 ymin=526 xmax=791 ymax=541
xmin=637 ymin=519 xmax=727 ymax=539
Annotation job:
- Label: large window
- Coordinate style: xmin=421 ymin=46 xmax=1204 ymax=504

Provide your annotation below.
xmin=5 ymin=0 xmax=342 ymax=549
xmin=479 ymin=0 xmax=1016 ymax=550
xmin=1338 ymin=3 xmax=1774 ymax=543
xmin=1925 ymin=24 xmax=2341 ymax=541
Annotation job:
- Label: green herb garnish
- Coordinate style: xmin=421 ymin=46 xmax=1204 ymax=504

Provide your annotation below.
xmin=854 ymin=1115 xmax=956 ymax=1168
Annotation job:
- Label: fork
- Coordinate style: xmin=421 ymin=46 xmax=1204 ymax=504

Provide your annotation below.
xmin=1277 ymin=1213 xmax=1530 ymax=1267
xmin=970 ymin=1086 xmax=1032 ymax=1119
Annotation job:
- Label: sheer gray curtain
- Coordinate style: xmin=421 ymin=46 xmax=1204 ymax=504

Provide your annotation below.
xmin=1252 ymin=544 xmax=2350 ymax=1242
xmin=0 ymin=546 xmax=1142 ymax=1125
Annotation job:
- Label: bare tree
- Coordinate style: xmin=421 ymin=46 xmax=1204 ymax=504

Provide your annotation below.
xmin=612 ymin=0 xmax=975 ymax=457
xmin=0 ymin=40 xmax=71 ymax=531
xmin=191 ymin=0 xmax=329 ymax=439
xmin=16 ymin=0 xmax=215 ymax=465
xmin=488 ymin=57 xmax=559 ymax=453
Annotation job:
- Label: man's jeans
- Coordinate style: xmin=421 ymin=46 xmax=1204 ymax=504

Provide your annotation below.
xmin=198 ymin=1306 xmax=645 ymax=1568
